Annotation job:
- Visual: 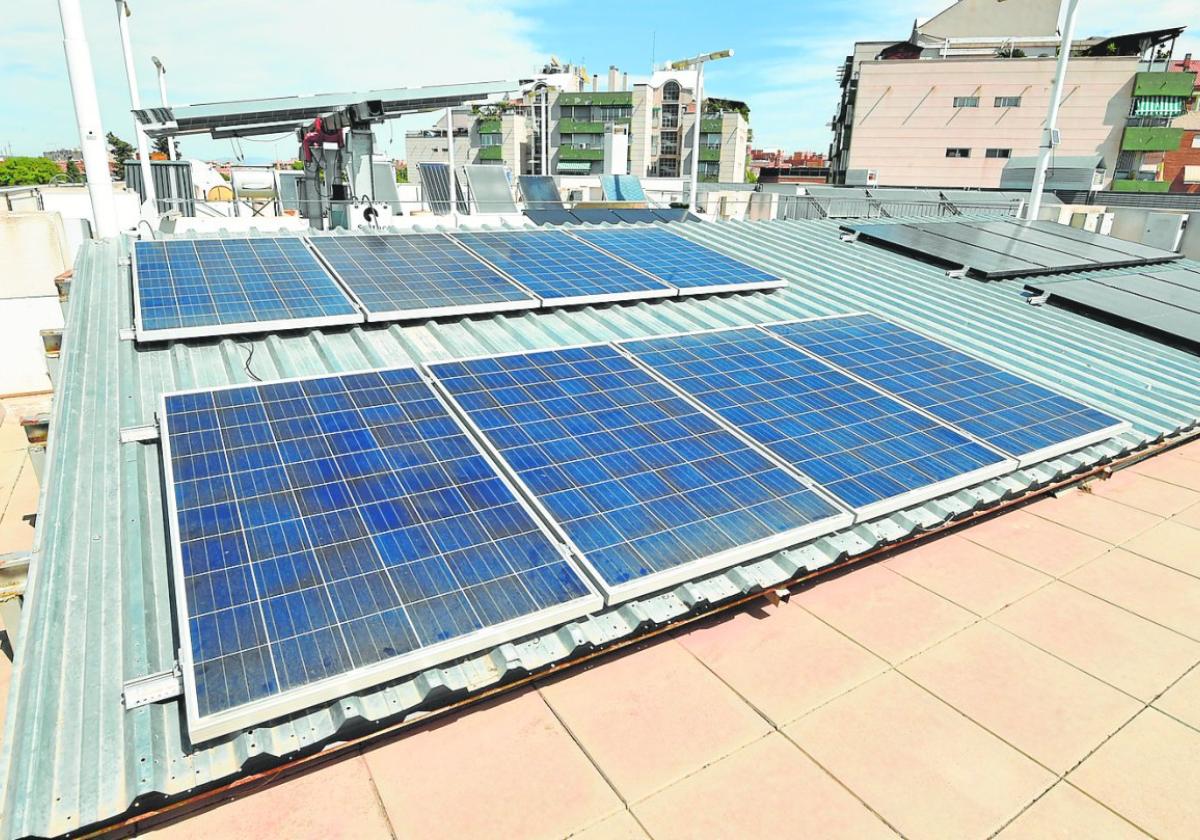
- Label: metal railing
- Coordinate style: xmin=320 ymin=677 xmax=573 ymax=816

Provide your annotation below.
xmin=0 ymin=186 xmax=44 ymax=213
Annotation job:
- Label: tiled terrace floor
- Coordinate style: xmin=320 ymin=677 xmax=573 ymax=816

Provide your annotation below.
xmin=5 ymin=438 xmax=1200 ymax=838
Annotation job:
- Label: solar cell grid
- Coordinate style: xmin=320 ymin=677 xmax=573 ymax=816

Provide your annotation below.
xmin=571 ymin=228 xmax=785 ymax=294
xmin=620 ymin=328 xmax=1011 ymax=516
xmin=428 ymin=345 xmax=850 ymax=602
xmin=308 ymin=234 xmax=537 ymax=320
xmin=767 ymin=314 xmax=1128 ymax=466
xmin=162 ymin=367 xmax=598 ymax=740
xmin=449 ymin=230 xmax=673 ymax=305
xmin=134 ymin=238 xmax=360 ymax=341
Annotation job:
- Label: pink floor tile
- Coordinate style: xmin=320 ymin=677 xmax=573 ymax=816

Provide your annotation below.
xmin=1154 ymin=664 xmax=1200 ymax=732
xmin=676 ymin=599 xmax=887 ymax=726
xmin=1120 ymin=520 xmax=1200 ymax=577
xmin=1024 ymin=491 xmax=1161 ymax=547
xmin=1066 ymin=549 xmax=1200 ymax=641
xmin=996 ymin=783 xmax=1150 ymax=839
xmin=569 ymin=810 xmax=650 ymax=840
xmin=901 ymin=623 xmax=1140 ymax=773
xmin=633 ymin=734 xmax=897 ymax=840
xmin=1086 ymin=470 xmax=1200 ymax=517
xmin=1169 ymin=437 xmax=1200 ymax=462
xmin=143 ymin=756 xmax=392 ymax=840
xmin=958 ymin=509 xmax=1110 ymax=577
xmin=1070 ymin=709 xmax=1200 ymax=838
xmin=1174 ymin=502 xmax=1200 ymax=530
xmin=992 ymin=582 xmax=1200 ymax=702
xmin=885 ymin=534 xmax=1049 ymax=616
xmin=1129 ymin=453 xmax=1200 ymax=492
xmin=786 ymin=671 xmax=1053 ymax=840
xmin=364 ymin=690 xmax=621 ymax=840
xmin=793 ymin=563 xmax=974 ymax=664
xmin=537 ymin=639 xmax=771 ymax=802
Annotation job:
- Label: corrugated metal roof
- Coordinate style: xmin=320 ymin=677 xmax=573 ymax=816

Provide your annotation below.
xmin=3 ymin=216 xmax=1199 ymax=839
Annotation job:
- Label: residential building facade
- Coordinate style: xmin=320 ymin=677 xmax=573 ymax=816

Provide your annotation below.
xmin=828 ymin=0 xmax=1192 ymax=191
xmin=406 ymin=59 xmax=750 ymax=184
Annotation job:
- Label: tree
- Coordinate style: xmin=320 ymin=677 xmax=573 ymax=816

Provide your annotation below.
xmin=151 ymin=135 xmax=179 ymax=158
xmin=395 ymin=164 xmax=408 ymax=184
xmin=106 ymin=132 xmax=134 ymax=176
xmin=0 ymin=156 xmax=63 ymax=186
xmin=64 ymin=159 xmax=81 ymax=183
xmin=995 ymin=45 xmax=1026 ymax=58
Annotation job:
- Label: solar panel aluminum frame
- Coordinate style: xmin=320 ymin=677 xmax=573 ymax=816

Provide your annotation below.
xmin=613 ymin=325 xmax=1016 ymax=523
xmin=304 ymin=233 xmax=540 ymax=323
xmin=425 ymin=343 xmax=855 ymax=605
xmin=448 ymin=232 xmax=677 ymax=308
xmin=563 ymin=228 xmax=789 ymax=298
xmin=157 ymin=368 xmax=603 ymax=743
xmin=765 ymin=311 xmax=1133 ymax=469
xmin=131 ymin=239 xmax=365 ymax=343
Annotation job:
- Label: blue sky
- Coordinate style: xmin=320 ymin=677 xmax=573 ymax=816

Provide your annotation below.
xmin=3 ymin=0 xmax=1196 ymax=164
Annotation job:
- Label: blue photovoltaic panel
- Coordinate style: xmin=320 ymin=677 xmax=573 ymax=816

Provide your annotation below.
xmin=429 ymin=345 xmax=849 ymax=601
xmin=308 ymin=234 xmax=536 ymax=320
xmin=450 ymin=230 xmax=673 ymax=305
xmin=599 ymin=174 xmax=647 ymax=202
xmin=767 ymin=314 xmax=1127 ymax=465
xmin=161 ymin=368 xmax=597 ymax=739
xmin=135 ymin=238 xmax=359 ymax=340
xmin=572 ymin=228 xmax=784 ymax=293
xmin=621 ymin=328 xmax=1010 ymax=515
xmin=518 ymin=175 xmax=565 ymax=209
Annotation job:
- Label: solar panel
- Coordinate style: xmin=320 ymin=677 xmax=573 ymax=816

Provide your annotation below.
xmin=134 ymin=238 xmax=360 ymax=342
xmin=767 ymin=314 xmax=1129 ymax=467
xmin=571 ymin=228 xmax=785 ymax=295
xmin=568 ymin=208 xmax=623 ymax=224
xmin=450 ymin=230 xmax=674 ymax=306
xmin=845 ymin=219 xmax=1182 ymax=279
xmin=462 ymin=165 xmax=519 ymax=214
xmin=653 ymin=208 xmax=699 ymax=223
xmin=599 ymin=175 xmax=647 ymax=203
xmin=620 ymin=328 xmax=1012 ymax=518
xmin=524 ymin=209 xmax=579 ymax=226
xmin=427 ymin=345 xmax=851 ymax=602
xmin=160 ymin=368 xmax=600 ymax=741
xmin=308 ymin=233 xmax=537 ymax=321
xmin=417 ymin=163 xmax=468 ymax=215
xmin=518 ymin=175 xmax=565 ymax=210
xmin=1027 ymin=265 xmax=1200 ymax=345
xmin=613 ymin=210 xmax=662 ymax=224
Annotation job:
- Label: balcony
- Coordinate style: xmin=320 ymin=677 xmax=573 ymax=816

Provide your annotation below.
xmin=556 ymin=92 xmax=633 ymax=107
xmin=478 ymin=146 xmax=502 ymax=161
xmin=699 ymin=147 xmax=721 ymax=162
xmin=476 ymin=118 xmax=501 ymax=134
xmin=1133 ymin=71 xmax=1198 ymax=98
xmin=559 ymin=147 xmax=604 ymax=161
xmin=557 ymin=119 xmax=605 ymax=134
xmin=1121 ymin=126 xmax=1184 ymax=151
xmin=1112 ymin=179 xmax=1171 ymax=193
xmin=700 ymin=117 xmax=724 ymax=133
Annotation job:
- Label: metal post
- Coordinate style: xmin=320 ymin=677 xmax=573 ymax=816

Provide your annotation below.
xmin=152 ymin=56 xmax=177 ymax=160
xmin=114 ymin=1 xmax=157 ymax=212
xmin=542 ymin=89 xmax=549 ymax=177
xmin=1027 ymin=0 xmax=1081 ymax=221
xmin=58 ymin=0 xmax=118 ymax=237
xmin=445 ymin=106 xmax=458 ymax=222
xmin=687 ymin=63 xmax=704 ymax=213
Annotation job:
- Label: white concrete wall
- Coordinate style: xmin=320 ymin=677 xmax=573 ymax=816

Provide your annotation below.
xmin=917 ymin=0 xmax=1062 ymax=39
xmin=845 ymin=56 xmax=1139 ymax=188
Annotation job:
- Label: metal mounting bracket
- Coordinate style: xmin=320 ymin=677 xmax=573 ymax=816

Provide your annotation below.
xmin=119 ymin=424 xmax=159 ymax=443
xmin=122 ymin=665 xmax=183 ymax=709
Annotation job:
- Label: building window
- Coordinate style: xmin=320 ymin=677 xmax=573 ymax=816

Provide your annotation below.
xmin=662 ymin=109 xmax=679 ymax=129
xmin=985 ymin=148 xmax=1012 ymax=158
xmin=698 ymin=160 xmax=720 ymax=181
xmin=994 ymin=96 xmax=1022 ymax=108
xmin=953 ymin=96 xmax=980 ymax=108
xmin=945 ymin=148 xmax=971 ymax=158
xmin=663 ymin=81 xmax=681 ymax=103
xmin=701 ymin=132 xmax=722 ymax=149
xmin=479 ymin=133 xmax=501 ymax=147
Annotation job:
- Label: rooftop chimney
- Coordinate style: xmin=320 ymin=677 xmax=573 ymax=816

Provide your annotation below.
xmin=608 ymin=66 xmax=618 ymax=91
xmin=592 ymin=74 xmax=598 ymax=92
xmin=622 ymin=72 xmax=629 ymax=91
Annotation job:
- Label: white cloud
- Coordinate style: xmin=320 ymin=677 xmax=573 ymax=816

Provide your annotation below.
xmin=0 ymin=1 xmax=543 ymax=161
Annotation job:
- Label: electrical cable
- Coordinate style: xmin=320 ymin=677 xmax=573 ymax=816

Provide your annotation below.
xmin=238 ymin=340 xmax=262 ymax=382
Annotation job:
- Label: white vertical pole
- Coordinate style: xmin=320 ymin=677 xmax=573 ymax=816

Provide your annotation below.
xmin=58 ymin=0 xmax=118 ymax=237
xmin=154 ymin=59 xmax=177 ymax=160
xmin=1027 ymin=0 xmax=1081 ymax=220
xmin=445 ymin=106 xmax=458 ymax=222
xmin=542 ymin=90 xmax=549 ymax=176
xmin=687 ymin=62 xmax=704 ymax=213
xmin=114 ymin=1 xmax=157 ymax=212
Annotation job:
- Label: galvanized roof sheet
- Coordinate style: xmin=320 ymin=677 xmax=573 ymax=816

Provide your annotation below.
xmin=2 ymin=216 xmax=1199 ymax=839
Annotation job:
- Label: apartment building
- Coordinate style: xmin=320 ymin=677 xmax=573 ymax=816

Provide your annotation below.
xmin=828 ymin=0 xmax=1192 ymax=191
xmin=406 ymin=59 xmax=750 ymax=184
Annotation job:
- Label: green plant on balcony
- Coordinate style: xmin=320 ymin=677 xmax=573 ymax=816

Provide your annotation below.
xmin=699 ymin=147 xmax=721 ymax=161
xmin=1112 ymin=179 xmax=1170 ymax=193
xmin=1121 ymin=126 xmax=1184 ymax=152
xmin=559 ymin=147 xmax=604 ymax=161
xmin=478 ymin=146 xmax=503 ymax=161
xmin=476 ymin=118 xmax=501 ymax=134
xmin=558 ymin=119 xmax=604 ymax=134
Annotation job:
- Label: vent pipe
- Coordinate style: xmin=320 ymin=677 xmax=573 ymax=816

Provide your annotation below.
xmin=591 ymin=74 xmax=598 ymax=92
xmin=622 ymin=72 xmax=629 ymax=91
xmin=608 ymin=66 xmax=618 ymax=91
